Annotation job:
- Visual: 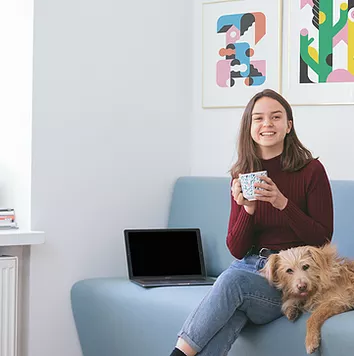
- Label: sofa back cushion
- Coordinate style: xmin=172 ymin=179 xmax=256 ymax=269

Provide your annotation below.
xmin=330 ymin=180 xmax=354 ymax=258
xmin=168 ymin=177 xmax=354 ymax=277
xmin=167 ymin=177 xmax=232 ymax=277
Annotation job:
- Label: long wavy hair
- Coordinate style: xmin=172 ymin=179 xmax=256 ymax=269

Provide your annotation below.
xmin=230 ymin=89 xmax=314 ymax=179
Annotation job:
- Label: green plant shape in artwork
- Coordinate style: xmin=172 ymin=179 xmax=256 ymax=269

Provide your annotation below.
xmin=300 ymin=0 xmax=348 ymax=82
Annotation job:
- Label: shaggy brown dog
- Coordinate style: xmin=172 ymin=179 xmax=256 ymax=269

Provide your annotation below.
xmin=260 ymin=244 xmax=354 ymax=354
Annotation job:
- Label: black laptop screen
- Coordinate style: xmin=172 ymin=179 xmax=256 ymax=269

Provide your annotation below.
xmin=125 ymin=229 xmax=203 ymax=277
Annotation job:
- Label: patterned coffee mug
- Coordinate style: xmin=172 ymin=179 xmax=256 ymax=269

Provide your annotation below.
xmin=239 ymin=170 xmax=268 ymax=201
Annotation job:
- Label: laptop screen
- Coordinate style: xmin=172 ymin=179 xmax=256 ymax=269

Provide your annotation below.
xmin=124 ymin=228 xmax=205 ymax=278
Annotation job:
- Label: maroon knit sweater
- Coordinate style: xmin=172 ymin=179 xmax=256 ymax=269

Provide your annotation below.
xmin=226 ymin=155 xmax=333 ymax=259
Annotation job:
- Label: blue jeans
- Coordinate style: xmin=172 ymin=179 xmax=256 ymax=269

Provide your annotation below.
xmin=178 ymin=255 xmax=283 ymax=356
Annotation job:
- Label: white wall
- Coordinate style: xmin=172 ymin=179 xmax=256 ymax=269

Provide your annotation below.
xmin=191 ymin=0 xmax=354 ymax=180
xmin=0 ymin=3 xmax=33 ymax=352
xmin=29 ymin=1 xmax=192 ymax=355
xmin=0 ymin=0 xmax=33 ymax=229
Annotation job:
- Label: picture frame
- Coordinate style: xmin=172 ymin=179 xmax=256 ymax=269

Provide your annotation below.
xmin=284 ymin=0 xmax=354 ymax=106
xmin=202 ymin=0 xmax=283 ymax=108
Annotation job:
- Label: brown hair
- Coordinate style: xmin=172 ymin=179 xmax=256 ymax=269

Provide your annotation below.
xmin=230 ymin=89 xmax=314 ymax=179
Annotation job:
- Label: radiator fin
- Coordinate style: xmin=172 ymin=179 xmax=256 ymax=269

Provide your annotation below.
xmin=0 ymin=257 xmax=18 ymax=356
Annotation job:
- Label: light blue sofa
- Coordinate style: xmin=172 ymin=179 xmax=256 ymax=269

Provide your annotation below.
xmin=71 ymin=177 xmax=354 ymax=356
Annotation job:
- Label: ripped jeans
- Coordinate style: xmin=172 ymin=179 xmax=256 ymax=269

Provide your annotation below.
xmin=178 ymin=255 xmax=282 ymax=356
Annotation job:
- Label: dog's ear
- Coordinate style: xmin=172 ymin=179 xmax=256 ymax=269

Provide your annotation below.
xmin=307 ymin=243 xmax=336 ymax=269
xmin=321 ymin=243 xmax=337 ymax=259
xmin=260 ymin=254 xmax=279 ymax=285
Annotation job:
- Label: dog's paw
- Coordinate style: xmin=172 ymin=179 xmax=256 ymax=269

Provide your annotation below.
xmin=284 ymin=307 xmax=300 ymax=322
xmin=305 ymin=332 xmax=320 ymax=354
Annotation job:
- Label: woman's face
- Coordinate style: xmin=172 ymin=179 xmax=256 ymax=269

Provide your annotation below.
xmin=250 ymin=97 xmax=292 ymax=157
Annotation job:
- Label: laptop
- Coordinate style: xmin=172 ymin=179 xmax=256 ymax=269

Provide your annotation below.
xmin=124 ymin=228 xmax=215 ymax=288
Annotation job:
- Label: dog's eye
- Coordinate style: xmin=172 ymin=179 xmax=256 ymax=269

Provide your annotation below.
xmin=302 ymin=264 xmax=310 ymax=271
xmin=286 ymin=268 xmax=293 ymax=274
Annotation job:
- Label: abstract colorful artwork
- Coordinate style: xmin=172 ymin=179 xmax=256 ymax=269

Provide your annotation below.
xmin=216 ymin=12 xmax=267 ymax=87
xmin=284 ymin=0 xmax=354 ymax=105
xmin=300 ymin=0 xmax=353 ymax=83
xmin=203 ymin=0 xmax=282 ymax=108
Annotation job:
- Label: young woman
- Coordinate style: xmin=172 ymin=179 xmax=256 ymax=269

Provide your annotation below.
xmin=169 ymin=89 xmax=333 ymax=356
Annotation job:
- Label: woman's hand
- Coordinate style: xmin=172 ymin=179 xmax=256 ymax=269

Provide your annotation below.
xmin=231 ymin=177 xmax=256 ymax=215
xmin=254 ymin=176 xmax=288 ymax=210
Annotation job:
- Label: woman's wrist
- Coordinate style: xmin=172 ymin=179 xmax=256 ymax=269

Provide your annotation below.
xmin=277 ymin=197 xmax=288 ymax=211
xmin=244 ymin=205 xmax=255 ymax=215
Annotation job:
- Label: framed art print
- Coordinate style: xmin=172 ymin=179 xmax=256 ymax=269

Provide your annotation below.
xmin=284 ymin=0 xmax=354 ymax=105
xmin=202 ymin=0 xmax=282 ymax=108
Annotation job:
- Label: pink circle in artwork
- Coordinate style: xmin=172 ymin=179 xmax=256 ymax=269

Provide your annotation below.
xmin=348 ymin=8 xmax=354 ymax=22
xmin=300 ymin=28 xmax=308 ymax=36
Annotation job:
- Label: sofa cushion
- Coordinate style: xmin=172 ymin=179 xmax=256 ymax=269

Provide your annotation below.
xmin=235 ymin=309 xmax=354 ymax=356
xmin=71 ymin=278 xmax=212 ymax=356
xmin=72 ymin=277 xmax=354 ymax=356
xmin=168 ymin=177 xmax=232 ymax=277
xmin=330 ymin=180 xmax=354 ymax=258
xmin=320 ymin=310 xmax=354 ymax=356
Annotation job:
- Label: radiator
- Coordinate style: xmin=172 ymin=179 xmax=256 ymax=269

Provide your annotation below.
xmin=0 ymin=257 xmax=18 ymax=356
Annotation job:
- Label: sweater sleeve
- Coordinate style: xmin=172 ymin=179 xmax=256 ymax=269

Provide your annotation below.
xmin=226 ymin=191 xmax=255 ymax=259
xmin=281 ymin=160 xmax=333 ymax=246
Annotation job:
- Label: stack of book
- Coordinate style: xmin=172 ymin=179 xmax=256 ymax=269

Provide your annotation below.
xmin=0 ymin=209 xmax=18 ymax=229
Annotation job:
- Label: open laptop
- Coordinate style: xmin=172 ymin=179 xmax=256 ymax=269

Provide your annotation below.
xmin=124 ymin=228 xmax=215 ymax=288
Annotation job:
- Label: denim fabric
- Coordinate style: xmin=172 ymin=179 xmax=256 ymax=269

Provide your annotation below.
xmin=178 ymin=255 xmax=282 ymax=356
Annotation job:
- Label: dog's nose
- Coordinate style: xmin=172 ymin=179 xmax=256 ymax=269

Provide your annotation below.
xmin=297 ymin=283 xmax=307 ymax=292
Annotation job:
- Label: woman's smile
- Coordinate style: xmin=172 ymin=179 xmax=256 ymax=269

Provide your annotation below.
xmin=260 ymin=131 xmax=276 ymax=137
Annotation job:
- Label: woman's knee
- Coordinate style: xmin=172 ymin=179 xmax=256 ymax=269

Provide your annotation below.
xmin=213 ymin=268 xmax=255 ymax=295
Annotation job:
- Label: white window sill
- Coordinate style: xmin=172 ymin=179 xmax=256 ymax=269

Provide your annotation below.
xmin=0 ymin=230 xmax=45 ymax=246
